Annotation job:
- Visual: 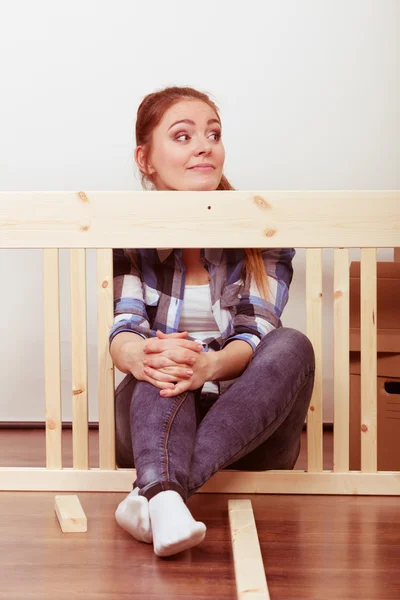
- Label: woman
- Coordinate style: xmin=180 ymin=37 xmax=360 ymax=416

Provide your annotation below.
xmin=109 ymin=86 xmax=315 ymax=557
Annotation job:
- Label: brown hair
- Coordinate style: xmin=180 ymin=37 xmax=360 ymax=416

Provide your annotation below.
xmin=135 ymin=85 xmax=270 ymax=301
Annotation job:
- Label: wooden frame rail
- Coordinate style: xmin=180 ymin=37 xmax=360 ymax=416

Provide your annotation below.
xmin=1 ymin=190 xmax=399 ymax=494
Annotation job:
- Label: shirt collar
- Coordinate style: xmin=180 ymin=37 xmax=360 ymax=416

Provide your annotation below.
xmin=156 ymin=248 xmax=223 ymax=266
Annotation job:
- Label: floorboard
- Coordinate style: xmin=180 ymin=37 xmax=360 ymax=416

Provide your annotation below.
xmin=1 ymin=429 xmax=399 ymax=600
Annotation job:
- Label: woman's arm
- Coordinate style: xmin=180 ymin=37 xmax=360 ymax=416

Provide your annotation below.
xmin=207 ymin=340 xmax=253 ymax=381
xmin=151 ymin=339 xmax=253 ymax=398
xmin=110 ymin=329 xmax=204 ymax=392
xmin=221 ymin=247 xmax=295 ymax=352
xmin=109 ymin=331 xmax=147 ymax=375
xmin=109 ymin=249 xmax=155 ymax=347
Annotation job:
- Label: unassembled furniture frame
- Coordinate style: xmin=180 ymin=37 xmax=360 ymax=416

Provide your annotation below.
xmin=1 ymin=190 xmax=399 ymax=496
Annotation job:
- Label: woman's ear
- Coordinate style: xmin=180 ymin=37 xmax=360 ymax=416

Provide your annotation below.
xmin=134 ymin=146 xmax=145 ymax=173
xmin=135 ymin=146 xmax=155 ymax=175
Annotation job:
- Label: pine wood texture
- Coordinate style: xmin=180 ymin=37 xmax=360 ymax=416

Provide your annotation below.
xmin=306 ymin=249 xmax=323 ymax=472
xmin=2 ymin=191 xmax=400 ymax=496
xmin=54 ymin=494 xmax=87 ymax=532
xmin=1 ymin=190 xmax=399 ymax=248
xmin=96 ymin=249 xmax=116 ymax=470
xmin=228 ymin=499 xmax=270 ymax=599
xmin=360 ymin=249 xmax=377 ymax=472
xmin=43 ymin=249 xmax=62 ymax=469
xmin=333 ymin=248 xmax=350 ymax=472
xmin=70 ymin=249 xmax=89 ymax=469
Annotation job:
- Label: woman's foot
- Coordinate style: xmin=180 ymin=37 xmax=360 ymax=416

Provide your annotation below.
xmin=149 ymin=490 xmax=206 ymax=557
xmin=115 ymin=487 xmax=153 ymax=543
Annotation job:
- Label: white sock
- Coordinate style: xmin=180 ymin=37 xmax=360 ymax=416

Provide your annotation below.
xmin=115 ymin=487 xmax=153 ymax=543
xmin=149 ymin=490 xmax=206 ymax=557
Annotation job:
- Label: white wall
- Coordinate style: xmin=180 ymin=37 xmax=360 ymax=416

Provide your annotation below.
xmin=1 ymin=0 xmax=399 ymax=421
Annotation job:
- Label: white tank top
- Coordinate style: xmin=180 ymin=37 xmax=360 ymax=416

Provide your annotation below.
xmin=179 ymin=283 xmax=220 ymax=394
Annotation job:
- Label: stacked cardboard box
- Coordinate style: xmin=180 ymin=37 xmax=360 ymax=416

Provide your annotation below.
xmin=349 ymin=262 xmax=400 ymax=471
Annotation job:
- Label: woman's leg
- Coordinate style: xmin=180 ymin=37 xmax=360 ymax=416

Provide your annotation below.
xmin=187 ymin=327 xmax=315 ymax=496
xmin=114 ymin=372 xmax=206 ymax=556
xmin=114 ymin=372 xmax=137 ymax=469
xmin=114 ymin=371 xmax=199 ymax=498
xmin=130 ymin=381 xmax=198 ymax=501
xmin=114 ymin=374 xmax=153 ymax=543
xmin=114 ymin=374 xmax=203 ymax=470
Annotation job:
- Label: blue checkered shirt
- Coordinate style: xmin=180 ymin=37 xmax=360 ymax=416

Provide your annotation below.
xmin=109 ymin=248 xmax=295 ymax=355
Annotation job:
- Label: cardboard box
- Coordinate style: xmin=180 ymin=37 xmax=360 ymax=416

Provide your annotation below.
xmin=349 ymin=262 xmax=400 ymax=471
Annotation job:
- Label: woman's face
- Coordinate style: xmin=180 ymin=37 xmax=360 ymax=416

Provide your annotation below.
xmin=137 ymin=99 xmax=225 ymax=191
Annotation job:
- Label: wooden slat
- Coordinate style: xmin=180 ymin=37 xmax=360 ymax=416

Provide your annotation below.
xmin=43 ymin=249 xmax=62 ymax=469
xmin=1 ymin=191 xmax=400 ymax=248
xmin=70 ymin=249 xmax=89 ymax=469
xmin=54 ymin=494 xmax=87 ymax=532
xmin=360 ymin=248 xmax=377 ymax=472
xmin=333 ymin=248 xmax=350 ymax=472
xmin=228 ymin=500 xmax=270 ymax=600
xmin=1 ymin=468 xmax=400 ymax=495
xmin=97 ymin=249 xmax=115 ymax=470
xmin=306 ymin=249 xmax=323 ymax=472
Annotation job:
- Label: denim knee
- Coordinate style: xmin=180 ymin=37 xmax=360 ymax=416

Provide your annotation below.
xmin=280 ymin=327 xmax=315 ymax=369
xmin=257 ymin=327 xmax=315 ymax=373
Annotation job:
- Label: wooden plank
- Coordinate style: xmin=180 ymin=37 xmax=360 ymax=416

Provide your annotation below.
xmin=360 ymin=248 xmax=377 ymax=472
xmin=97 ymin=249 xmax=116 ymax=470
xmin=1 ymin=191 xmax=399 ymax=248
xmin=43 ymin=249 xmax=62 ymax=469
xmin=306 ymin=249 xmax=323 ymax=472
xmin=1 ymin=468 xmax=400 ymax=495
xmin=333 ymin=248 xmax=350 ymax=472
xmin=70 ymin=249 xmax=89 ymax=469
xmin=54 ymin=494 xmax=87 ymax=532
xmin=394 ymin=248 xmax=400 ymax=262
xmin=228 ymin=500 xmax=270 ymax=600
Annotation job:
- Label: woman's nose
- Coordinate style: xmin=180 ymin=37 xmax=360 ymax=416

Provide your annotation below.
xmin=195 ymin=140 xmax=212 ymax=156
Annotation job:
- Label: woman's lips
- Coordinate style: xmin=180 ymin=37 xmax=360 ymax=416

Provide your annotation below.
xmin=188 ymin=165 xmax=214 ymax=171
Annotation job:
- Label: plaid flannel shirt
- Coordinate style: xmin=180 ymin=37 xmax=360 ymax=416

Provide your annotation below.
xmin=109 ymin=247 xmax=295 ymax=357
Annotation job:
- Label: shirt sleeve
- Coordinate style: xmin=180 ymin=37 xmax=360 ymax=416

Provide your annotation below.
xmin=109 ymin=249 xmax=155 ymax=349
xmin=221 ymin=247 xmax=295 ymax=353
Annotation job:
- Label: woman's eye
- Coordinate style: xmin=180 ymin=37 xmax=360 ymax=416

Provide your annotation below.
xmin=175 ymin=132 xmax=190 ymax=141
xmin=174 ymin=131 xmax=221 ymax=142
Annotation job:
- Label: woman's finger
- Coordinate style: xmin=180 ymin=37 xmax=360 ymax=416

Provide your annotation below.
xmin=143 ymin=354 xmax=192 ymax=370
xmin=160 ymin=380 xmax=189 ymax=398
xmin=143 ymin=365 xmax=191 ymax=383
xmin=143 ymin=338 xmax=203 ymax=354
xmin=143 ymin=355 xmax=175 ymax=369
xmin=142 ymin=373 xmax=175 ymax=390
xmin=155 ymin=365 xmax=193 ymax=379
xmin=162 ymin=347 xmax=199 ymax=366
xmin=156 ymin=330 xmax=188 ymax=339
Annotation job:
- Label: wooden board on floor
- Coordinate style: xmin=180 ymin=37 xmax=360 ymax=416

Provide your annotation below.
xmin=54 ymin=494 xmax=87 ymax=532
xmin=228 ymin=499 xmax=270 ymax=600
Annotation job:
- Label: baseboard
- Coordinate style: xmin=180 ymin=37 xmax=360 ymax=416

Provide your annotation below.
xmin=0 ymin=421 xmax=334 ymax=431
xmin=0 ymin=421 xmax=100 ymax=430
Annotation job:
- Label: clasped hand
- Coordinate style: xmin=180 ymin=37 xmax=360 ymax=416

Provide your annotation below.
xmin=141 ymin=330 xmax=211 ymax=397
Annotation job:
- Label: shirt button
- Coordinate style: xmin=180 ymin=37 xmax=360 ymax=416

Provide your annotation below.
xmin=238 ymin=293 xmax=242 ymax=299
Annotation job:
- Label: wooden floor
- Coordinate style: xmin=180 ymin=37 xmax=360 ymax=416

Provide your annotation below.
xmin=1 ymin=429 xmax=400 ymax=600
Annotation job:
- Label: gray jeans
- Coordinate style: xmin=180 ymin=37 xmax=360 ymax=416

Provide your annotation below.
xmin=114 ymin=327 xmax=315 ymax=502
